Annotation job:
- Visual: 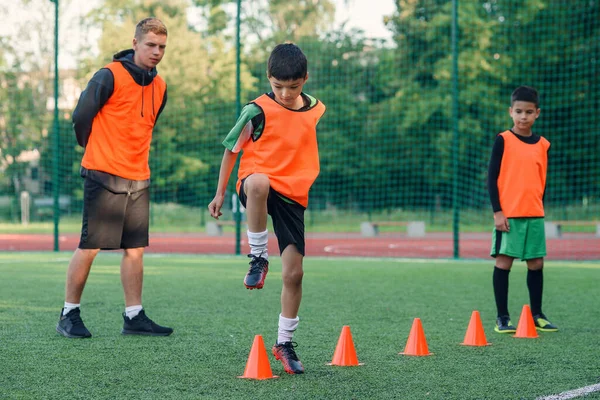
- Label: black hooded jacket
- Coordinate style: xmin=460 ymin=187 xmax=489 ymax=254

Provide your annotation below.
xmin=72 ymin=49 xmax=168 ymax=147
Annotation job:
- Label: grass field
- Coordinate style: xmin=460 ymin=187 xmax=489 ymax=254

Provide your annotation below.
xmin=0 ymin=252 xmax=599 ymax=399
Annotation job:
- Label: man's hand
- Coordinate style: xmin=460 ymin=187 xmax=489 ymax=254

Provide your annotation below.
xmin=494 ymin=211 xmax=509 ymax=232
xmin=208 ymin=194 xmax=225 ymax=219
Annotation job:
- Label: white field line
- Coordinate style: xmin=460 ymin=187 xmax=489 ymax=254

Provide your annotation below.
xmin=537 ymin=383 xmax=600 ymax=400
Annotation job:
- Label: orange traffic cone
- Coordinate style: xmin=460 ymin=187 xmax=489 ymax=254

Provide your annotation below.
xmin=328 ymin=325 xmax=363 ymax=366
xmin=400 ymin=318 xmax=433 ymax=356
xmin=513 ymin=305 xmax=539 ymax=338
xmin=238 ymin=335 xmax=278 ymax=379
xmin=461 ymin=310 xmax=491 ymax=346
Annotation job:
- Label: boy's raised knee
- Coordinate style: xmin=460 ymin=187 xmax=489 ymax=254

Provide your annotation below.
xmin=244 ymin=174 xmax=270 ymax=198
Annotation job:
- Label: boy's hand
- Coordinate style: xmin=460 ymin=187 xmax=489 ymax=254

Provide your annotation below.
xmin=208 ymin=194 xmax=225 ymax=219
xmin=494 ymin=211 xmax=509 ymax=232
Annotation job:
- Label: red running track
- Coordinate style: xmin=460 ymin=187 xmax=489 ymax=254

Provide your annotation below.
xmin=0 ymin=232 xmax=598 ymax=260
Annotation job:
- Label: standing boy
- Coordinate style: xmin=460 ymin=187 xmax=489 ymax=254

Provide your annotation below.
xmin=57 ymin=18 xmax=173 ymax=338
xmin=488 ymin=85 xmax=558 ymax=333
xmin=208 ymin=43 xmax=326 ymax=374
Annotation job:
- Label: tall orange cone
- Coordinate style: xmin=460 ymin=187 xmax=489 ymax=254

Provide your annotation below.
xmin=461 ymin=310 xmax=491 ymax=346
xmin=328 ymin=325 xmax=363 ymax=366
xmin=513 ymin=304 xmax=539 ymax=338
xmin=400 ymin=318 xmax=433 ymax=356
xmin=238 ymin=335 xmax=278 ymax=379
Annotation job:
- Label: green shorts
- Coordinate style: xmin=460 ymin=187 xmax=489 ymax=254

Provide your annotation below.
xmin=490 ymin=218 xmax=546 ymax=260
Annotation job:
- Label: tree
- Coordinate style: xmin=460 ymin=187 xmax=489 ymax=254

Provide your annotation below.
xmin=376 ymin=0 xmax=530 ymax=210
xmin=0 ymin=1 xmax=56 ymax=219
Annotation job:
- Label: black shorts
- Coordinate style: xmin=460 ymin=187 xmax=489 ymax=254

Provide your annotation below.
xmin=79 ymin=178 xmax=149 ymax=250
xmin=239 ymin=178 xmax=306 ymax=256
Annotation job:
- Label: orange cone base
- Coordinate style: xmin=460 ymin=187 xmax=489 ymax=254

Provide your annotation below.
xmin=399 ymin=351 xmax=434 ymax=356
xmin=237 ymin=375 xmax=279 ymax=380
xmin=326 ymin=362 xmax=364 ymax=366
xmin=238 ymin=335 xmax=279 ymax=379
xmin=460 ymin=342 xmax=492 ymax=347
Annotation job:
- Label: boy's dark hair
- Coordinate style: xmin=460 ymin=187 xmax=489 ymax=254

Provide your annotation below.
xmin=511 ymin=86 xmax=539 ymax=107
xmin=267 ymin=43 xmax=308 ymax=81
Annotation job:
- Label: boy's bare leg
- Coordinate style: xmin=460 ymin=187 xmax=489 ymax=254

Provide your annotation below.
xmin=120 ymin=248 xmax=144 ymax=307
xmin=243 ymin=173 xmax=269 ymax=232
xmin=65 ymin=248 xmax=100 ymax=303
xmin=280 ymin=245 xmax=304 ymax=318
xmin=495 ymin=254 xmax=514 ymax=270
xmin=272 ymin=245 xmax=305 ymax=374
xmin=242 ymin=173 xmax=270 ymax=289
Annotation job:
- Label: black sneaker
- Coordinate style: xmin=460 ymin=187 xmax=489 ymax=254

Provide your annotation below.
xmin=56 ymin=308 xmax=92 ymax=338
xmin=494 ymin=315 xmax=517 ymax=334
xmin=121 ymin=310 xmax=173 ymax=336
xmin=244 ymin=254 xmax=269 ymax=290
xmin=533 ymin=313 xmax=558 ymax=332
xmin=272 ymin=341 xmax=304 ymax=375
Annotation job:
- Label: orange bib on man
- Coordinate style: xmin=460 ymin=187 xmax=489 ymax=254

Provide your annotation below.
xmin=237 ymin=94 xmax=326 ymax=208
xmin=497 ymin=130 xmax=550 ymax=218
xmin=81 ymin=62 xmax=166 ymax=180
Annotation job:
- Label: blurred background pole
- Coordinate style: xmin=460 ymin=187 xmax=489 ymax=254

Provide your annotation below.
xmin=234 ymin=0 xmax=242 ymax=255
xmin=51 ymin=0 xmax=60 ymax=251
xmin=451 ymin=0 xmax=459 ymax=259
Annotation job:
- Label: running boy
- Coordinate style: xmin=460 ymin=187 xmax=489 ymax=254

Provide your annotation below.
xmin=208 ymin=43 xmax=326 ymax=374
xmin=487 ymin=85 xmax=558 ymax=333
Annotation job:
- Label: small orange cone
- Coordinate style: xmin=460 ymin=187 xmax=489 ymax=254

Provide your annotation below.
xmin=513 ymin=304 xmax=539 ymax=338
xmin=400 ymin=318 xmax=433 ymax=356
xmin=238 ymin=335 xmax=278 ymax=379
xmin=328 ymin=325 xmax=363 ymax=366
xmin=461 ymin=310 xmax=491 ymax=346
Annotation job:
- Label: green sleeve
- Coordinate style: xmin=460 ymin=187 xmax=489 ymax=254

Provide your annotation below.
xmin=222 ymin=103 xmax=264 ymax=153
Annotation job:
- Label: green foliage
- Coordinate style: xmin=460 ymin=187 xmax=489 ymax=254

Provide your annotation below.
xmin=1 ymin=0 xmax=599 ymax=248
xmin=38 ymin=117 xmax=83 ymax=199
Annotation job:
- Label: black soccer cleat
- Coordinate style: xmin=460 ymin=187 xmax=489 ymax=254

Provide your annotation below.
xmin=244 ymin=254 xmax=269 ymax=290
xmin=533 ymin=313 xmax=559 ymax=332
xmin=121 ymin=310 xmax=173 ymax=336
xmin=272 ymin=341 xmax=304 ymax=375
xmin=56 ymin=308 xmax=92 ymax=339
xmin=494 ymin=315 xmax=517 ymax=334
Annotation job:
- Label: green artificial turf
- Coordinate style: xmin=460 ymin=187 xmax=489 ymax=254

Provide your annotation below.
xmin=0 ymin=253 xmax=598 ymax=399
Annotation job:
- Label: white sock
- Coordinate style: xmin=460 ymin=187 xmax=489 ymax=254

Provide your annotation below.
xmin=63 ymin=302 xmax=80 ymax=316
xmin=125 ymin=305 xmax=143 ymax=319
xmin=277 ymin=314 xmax=299 ymax=344
xmin=247 ymin=230 xmax=268 ymax=259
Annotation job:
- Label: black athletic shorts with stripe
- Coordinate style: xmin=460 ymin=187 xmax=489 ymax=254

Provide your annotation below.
xmin=78 ymin=177 xmax=149 ymax=250
xmin=238 ymin=178 xmax=306 ymax=256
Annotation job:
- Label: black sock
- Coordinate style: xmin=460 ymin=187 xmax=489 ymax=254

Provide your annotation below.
xmin=527 ymin=268 xmax=543 ymax=316
xmin=493 ymin=266 xmax=510 ymax=317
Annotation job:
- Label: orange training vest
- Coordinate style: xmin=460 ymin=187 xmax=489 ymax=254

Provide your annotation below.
xmin=236 ymin=94 xmax=326 ymax=207
xmin=497 ymin=130 xmax=550 ymax=218
xmin=81 ymin=62 xmax=166 ymax=180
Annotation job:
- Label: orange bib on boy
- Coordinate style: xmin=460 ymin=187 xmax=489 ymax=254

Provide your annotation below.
xmin=81 ymin=62 xmax=166 ymax=180
xmin=237 ymin=94 xmax=326 ymax=207
xmin=497 ymin=130 xmax=550 ymax=218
